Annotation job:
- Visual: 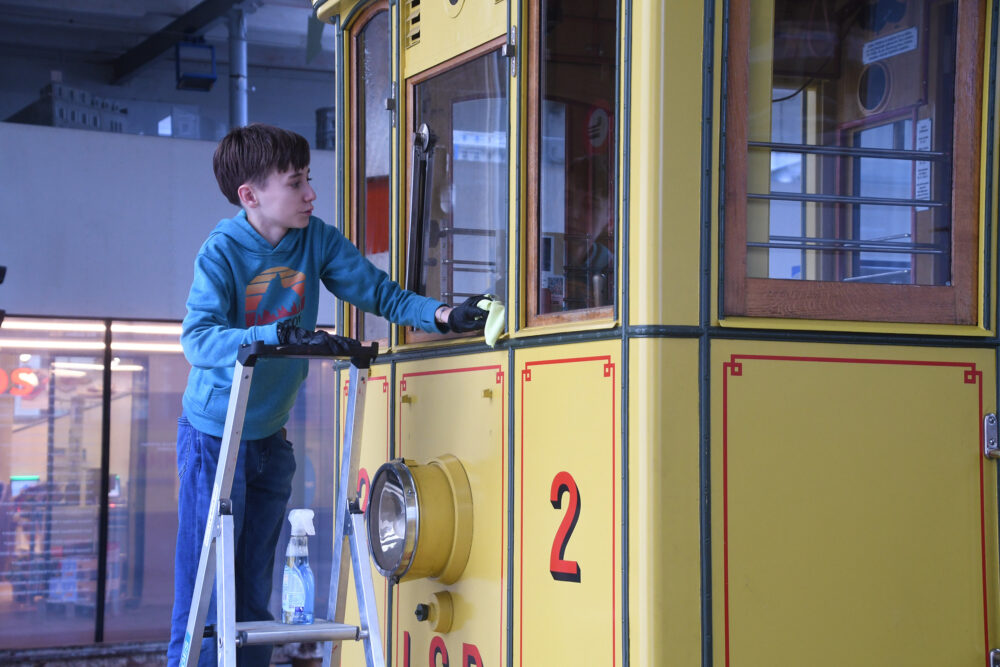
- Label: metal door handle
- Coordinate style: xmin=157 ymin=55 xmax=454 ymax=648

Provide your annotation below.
xmin=984 ymin=413 xmax=999 ymax=459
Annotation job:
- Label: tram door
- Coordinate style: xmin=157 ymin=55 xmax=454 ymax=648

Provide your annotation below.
xmin=713 ymin=341 xmax=998 ymax=667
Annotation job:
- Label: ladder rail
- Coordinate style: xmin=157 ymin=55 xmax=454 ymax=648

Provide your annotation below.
xmin=349 ymin=511 xmax=386 ymax=667
xmin=216 ymin=510 xmax=238 ymax=666
xmin=179 ymin=360 xmax=255 ymax=667
xmin=325 ymin=362 xmax=369 ymax=667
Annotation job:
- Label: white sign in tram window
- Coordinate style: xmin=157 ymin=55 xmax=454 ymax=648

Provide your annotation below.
xmin=915 ymin=117 xmax=932 ymax=212
xmin=862 ymin=26 xmax=918 ymax=65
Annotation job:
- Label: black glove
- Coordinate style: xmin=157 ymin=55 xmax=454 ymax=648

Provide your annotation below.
xmin=277 ymin=321 xmax=355 ymax=356
xmin=447 ymin=295 xmax=491 ymax=333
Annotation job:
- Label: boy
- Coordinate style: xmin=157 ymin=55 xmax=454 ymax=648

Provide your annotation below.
xmin=168 ymin=123 xmax=488 ymax=667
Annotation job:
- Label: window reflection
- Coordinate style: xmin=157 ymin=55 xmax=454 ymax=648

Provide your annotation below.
xmin=749 ymin=0 xmax=958 ymax=285
xmin=535 ymin=0 xmax=617 ymax=317
xmin=409 ymin=49 xmax=508 ymax=315
xmin=102 ymin=321 xmax=185 ymax=642
xmin=0 ymin=317 xmax=341 ymax=649
xmin=0 ymin=318 xmax=106 ymax=648
xmin=354 ymin=9 xmax=392 ymax=342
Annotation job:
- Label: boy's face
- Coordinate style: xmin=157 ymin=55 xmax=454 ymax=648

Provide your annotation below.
xmin=242 ymin=166 xmax=316 ymax=241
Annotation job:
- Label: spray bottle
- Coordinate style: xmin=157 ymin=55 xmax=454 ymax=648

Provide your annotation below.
xmin=281 ymin=509 xmax=315 ymax=624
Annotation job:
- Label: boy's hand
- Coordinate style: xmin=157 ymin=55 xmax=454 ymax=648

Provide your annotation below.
xmin=447 ymin=295 xmax=492 ymax=333
xmin=277 ymin=321 xmax=355 ymax=355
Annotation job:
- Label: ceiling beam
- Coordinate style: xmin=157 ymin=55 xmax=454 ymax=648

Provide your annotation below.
xmin=110 ymin=0 xmax=242 ymax=84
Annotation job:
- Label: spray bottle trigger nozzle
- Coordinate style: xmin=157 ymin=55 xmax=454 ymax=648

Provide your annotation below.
xmin=288 ymin=508 xmax=315 ymax=536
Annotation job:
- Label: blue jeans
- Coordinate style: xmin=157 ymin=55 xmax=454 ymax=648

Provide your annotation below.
xmin=168 ymin=416 xmax=296 ymax=667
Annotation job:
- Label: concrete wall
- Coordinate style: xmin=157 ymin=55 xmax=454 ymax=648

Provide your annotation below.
xmin=0 ymin=122 xmax=338 ymax=324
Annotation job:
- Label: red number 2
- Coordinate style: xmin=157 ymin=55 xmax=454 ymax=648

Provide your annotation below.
xmin=549 ymin=471 xmax=581 ymax=582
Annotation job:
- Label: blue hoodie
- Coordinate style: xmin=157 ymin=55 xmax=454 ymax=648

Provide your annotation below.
xmin=181 ymin=210 xmax=445 ymax=439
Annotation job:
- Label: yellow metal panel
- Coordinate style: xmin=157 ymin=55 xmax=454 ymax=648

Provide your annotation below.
xmin=628 ymin=338 xmax=701 ymax=667
xmin=337 ymin=365 xmax=392 ymax=667
xmin=628 ymin=0 xmax=702 ymax=327
xmin=401 ymin=0 xmax=506 ymax=79
xmin=513 ymin=341 xmax=622 ymax=666
xmin=394 ymin=352 xmax=507 ymax=666
xmin=711 ymin=340 xmax=998 ymax=667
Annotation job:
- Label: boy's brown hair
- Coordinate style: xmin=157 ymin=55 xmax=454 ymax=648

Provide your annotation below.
xmin=213 ymin=123 xmax=311 ymax=206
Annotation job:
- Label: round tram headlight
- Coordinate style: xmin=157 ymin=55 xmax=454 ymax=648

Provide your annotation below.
xmin=366 ymin=454 xmax=473 ymax=584
xmin=367 ymin=460 xmax=418 ymax=580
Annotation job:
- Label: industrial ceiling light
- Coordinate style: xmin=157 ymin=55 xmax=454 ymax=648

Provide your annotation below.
xmin=366 ymin=454 xmax=472 ymax=584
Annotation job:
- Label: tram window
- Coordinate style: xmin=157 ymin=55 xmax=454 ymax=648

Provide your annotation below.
xmin=350 ymin=5 xmax=391 ymax=341
xmin=527 ymin=0 xmax=618 ymax=325
xmin=724 ymin=0 xmax=984 ymax=324
xmin=404 ymin=44 xmax=509 ymax=341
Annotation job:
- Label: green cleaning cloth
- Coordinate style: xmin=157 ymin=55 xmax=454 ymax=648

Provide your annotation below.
xmin=478 ymin=298 xmax=506 ymax=348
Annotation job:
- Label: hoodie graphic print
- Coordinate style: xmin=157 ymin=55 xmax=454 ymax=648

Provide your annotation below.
xmin=245 ymin=266 xmax=307 ymax=326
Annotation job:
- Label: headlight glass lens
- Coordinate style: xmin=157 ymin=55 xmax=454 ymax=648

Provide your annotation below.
xmin=374 ymin=472 xmax=405 ymax=566
xmin=367 ymin=463 xmax=416 ymax=577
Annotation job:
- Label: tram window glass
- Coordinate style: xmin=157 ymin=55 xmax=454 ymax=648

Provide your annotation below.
xmin=528 ymin=0 xmax=618 ymax=324
xmin=351 ymin=5 xmax=391 ymax=342
xmin=724 ymin=0 xmax=983 ymax=323
xmin=405 ymin=44 xmax=509 ymax=340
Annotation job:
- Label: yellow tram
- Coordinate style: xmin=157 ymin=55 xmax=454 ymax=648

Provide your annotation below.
xmin=309 ymin=0 xmax=1000 ymax=665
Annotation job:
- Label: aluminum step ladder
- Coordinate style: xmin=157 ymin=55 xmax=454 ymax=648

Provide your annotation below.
xmin=179 ymin=338 xmax=385 ymax=667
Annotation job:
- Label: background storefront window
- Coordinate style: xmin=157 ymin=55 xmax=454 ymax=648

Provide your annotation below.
xmin=0 ymin=318 xmax=107 ymax=648
xmin=102 ymin=322 xmax=186 ymax=642
xmin=0 ymin=317 xmax=341 ymax=649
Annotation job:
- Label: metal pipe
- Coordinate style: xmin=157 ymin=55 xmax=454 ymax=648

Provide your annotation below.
xmin=748 ymin=140 xmax=948 ymax=161
xmin=747 ymin=191 xmax=945 ymax=207
xmin=747 ymin=238 xmax=945 ymax=254
xmin=228 ymin=9 xmax=248 ymax=129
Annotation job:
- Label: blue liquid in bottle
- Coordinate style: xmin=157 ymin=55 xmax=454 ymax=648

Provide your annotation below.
xmin=282 ymin=511 xmax=315 ymax=624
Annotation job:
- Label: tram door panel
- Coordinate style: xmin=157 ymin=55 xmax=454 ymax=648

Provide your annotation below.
xmin=514 ymin=342 xmax=623 ymax=667
xmin=393 ymin=355 xmax=507 ymax=667
xmin=712 ymin=341 xmax=997 ymax=667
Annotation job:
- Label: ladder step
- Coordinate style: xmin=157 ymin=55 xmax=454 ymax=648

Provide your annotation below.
xmin=234 ymin=619 xmax=360 ymax=646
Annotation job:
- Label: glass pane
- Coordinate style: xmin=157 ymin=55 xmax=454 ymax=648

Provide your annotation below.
xmin=749 ymin=0 xmax=957 ymax=285
xmin=537 ymin=0 xmax=617 ymax=315
xmin=413 ymin=50 xmax=508 ymax=306
xmin=853 ymin=120 xmax=915 ymax=283
xmin=268 ymin=358 xmax=339 ymax=619
xmin=100 ymin=322 xmax=185 ymax=642
xmin=0 ymin=318 xmax=106 ymax=648
xmin=357 ymin=11 xmax=392 ymax=341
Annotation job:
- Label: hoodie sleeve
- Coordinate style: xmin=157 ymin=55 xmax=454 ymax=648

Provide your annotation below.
xmin=318 ymin=225 xmax=446 ymax=334
xmin=181 ymin=251 xmax=280 ymax=369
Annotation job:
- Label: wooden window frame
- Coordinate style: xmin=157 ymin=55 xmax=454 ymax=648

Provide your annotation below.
xmin=723 ymin=0 xmax=984 ymax=325
xmin=348 ymin=1 xmax=391 ymax=343
xmin=525 ymin=0 xmax=617 ymax=328
xmin=402 ymin=37 xmax=508 ymax=344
